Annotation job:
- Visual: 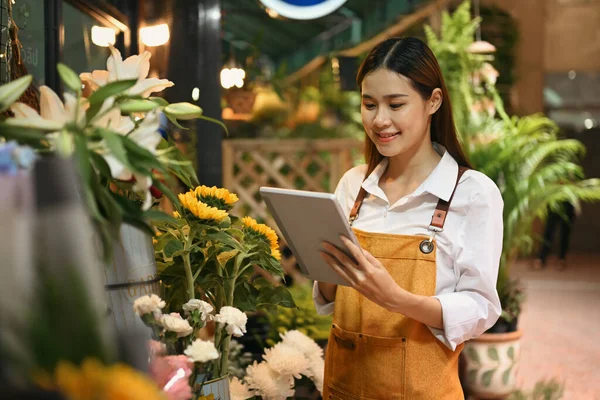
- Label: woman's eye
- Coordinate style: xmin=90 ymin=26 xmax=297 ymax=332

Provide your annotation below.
xmin=363 ymin=103 xmax=376 ymax=110
xmin=390 ymin=104 xmax=404 ymax=109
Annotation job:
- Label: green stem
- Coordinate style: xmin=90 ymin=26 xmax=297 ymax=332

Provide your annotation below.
xmin=183 ymin=252 xmax=194 ymax=301
xmin=217 ymin=255 xmax=243 ymax=377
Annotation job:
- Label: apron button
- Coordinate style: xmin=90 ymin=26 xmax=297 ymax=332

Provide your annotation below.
xmin=419 ymin=239 xmax=434 ymax=254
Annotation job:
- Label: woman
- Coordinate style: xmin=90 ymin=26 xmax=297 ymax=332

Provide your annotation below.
xmin=314 ymin=37 xmax=503 ymax=399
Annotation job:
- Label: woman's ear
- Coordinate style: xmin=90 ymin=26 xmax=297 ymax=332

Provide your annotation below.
xmin=428 ymin=88 xmax=443 ymax=115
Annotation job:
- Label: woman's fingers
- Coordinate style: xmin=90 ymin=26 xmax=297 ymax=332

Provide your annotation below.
xmin=321 ymin=241 xmax=358 ymax=268
xmin=363 ymin=249 xmax=379 ymax=266
xmin=339 ymin=236 xmax=371 ymax=271
xmin=320 ymin=251 xmax=355 ymax=285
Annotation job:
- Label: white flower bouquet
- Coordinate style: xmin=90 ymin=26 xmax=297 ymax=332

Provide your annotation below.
xmin=230 ymin=330 xmax=325 ymax=400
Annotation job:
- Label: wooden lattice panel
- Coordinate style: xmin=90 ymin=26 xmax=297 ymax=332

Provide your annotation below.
xmin=222 ymin=138 xmax=363 ymax=230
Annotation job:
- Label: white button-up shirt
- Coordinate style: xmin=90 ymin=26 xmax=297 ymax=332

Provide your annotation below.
xmin=313 ymin=145 xmax=503 ymax=350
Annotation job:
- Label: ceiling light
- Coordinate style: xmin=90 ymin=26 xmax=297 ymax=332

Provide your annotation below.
xmin=140 ymin=24 xmax=170 ymax=47
xmin=91 ymin=26 xmax=116 ymax=47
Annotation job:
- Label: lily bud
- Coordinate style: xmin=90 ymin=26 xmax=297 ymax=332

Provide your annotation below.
xmin=164 ymin=102 xmax=203 ymax=120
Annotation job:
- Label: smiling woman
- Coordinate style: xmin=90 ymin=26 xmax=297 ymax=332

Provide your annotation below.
xmin=314 ymin=37 xmax=503 ymax=400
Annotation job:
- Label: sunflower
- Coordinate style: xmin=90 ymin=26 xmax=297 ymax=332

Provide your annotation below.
xmin=173 ymin=211 xmax=181 ymax=218
xmin=178 ymin=191 xmax=228 ymax=222
xmin=242 ymin=217 xmax=281 ymax=260
xmin=194 ymin=185 xmax=239 ymax=210
xmin=38 ymin=358 xmax=163 ymax=400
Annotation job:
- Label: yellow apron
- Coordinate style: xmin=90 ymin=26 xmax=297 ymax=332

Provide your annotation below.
xmin=322 ymin=167 xmax=467 ymax=400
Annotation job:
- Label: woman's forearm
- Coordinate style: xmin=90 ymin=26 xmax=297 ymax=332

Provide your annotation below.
xmin=390 ymin=288 xmax=444 ymax=330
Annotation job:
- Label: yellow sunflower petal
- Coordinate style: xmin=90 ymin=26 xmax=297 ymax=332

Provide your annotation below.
xmin=178 ymin=191 xmax=228 ymax=222
xmin=246 ymin=220 xmax=279 ymax=250
xmin=194 ymin=185 xmax=239 ymax=206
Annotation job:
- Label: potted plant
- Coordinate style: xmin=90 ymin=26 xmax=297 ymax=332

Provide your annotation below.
xmin=147 ymin=185 xmax=297 ymax=398
xmin=426 ymin=2 xmax=600 ymax=398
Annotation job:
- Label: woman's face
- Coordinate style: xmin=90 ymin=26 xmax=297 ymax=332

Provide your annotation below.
xmin=360 ymin=68 xmax=439 ymax=158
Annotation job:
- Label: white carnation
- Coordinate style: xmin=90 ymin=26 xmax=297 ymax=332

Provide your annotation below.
xmin=214 ymin=306 xmax=247 ymax=337
xmin=182 ymin=299 xmax=214 ymax=320
xmin=160 ymin=312 xmax=193 ymax=337
xmin=279 ymin=330 xmax=323 ymax=360
xmin=245 ymin=361 xmax=294 ymax=400
xmin=263 ymin=342 xmax=311 ymax=379
xmin=184 ymin=339 xmax=219 ymax=363
xmin=307 ymin=355 xmax=325 ymax=394
xmin=229 ymin=376 xmax=253 ymax=400
xmin=133 ymin=294 xmax=165 ymax=316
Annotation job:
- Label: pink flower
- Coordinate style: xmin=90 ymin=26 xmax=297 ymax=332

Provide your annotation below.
xmin=149 ymin=355 xmax=193 ymax=400
xmin=148 ymin=340 xmax=167 ymax=359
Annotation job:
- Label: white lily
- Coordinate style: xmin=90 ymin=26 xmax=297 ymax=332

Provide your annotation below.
xmin=8 ymin=86 xmax=86 ymax=131
xmin=102 ymin=111 xmax=162 ymax=210
xmin=80 ymin=46 xmax=174 ymax=97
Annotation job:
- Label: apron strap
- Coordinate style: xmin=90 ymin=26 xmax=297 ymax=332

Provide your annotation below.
xmin=349 ymin=187 xmax=368 ymax=225
xmin=429 ymin=166 xmax=469 ymax=231
xmin=349 ymin=166 xmax=469 ymax=228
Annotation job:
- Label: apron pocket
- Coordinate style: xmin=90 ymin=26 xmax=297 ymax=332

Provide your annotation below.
xmin=328 ymin=324 xmax=407 ymax=400
xmin=328 ymin=324 xmax=361 ymax=396
xmin=359 ymin=334 xmax=407 ymax=399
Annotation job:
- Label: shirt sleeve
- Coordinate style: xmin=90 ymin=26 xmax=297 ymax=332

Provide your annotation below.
xmin=430 ymin=185 xmax=504 ymax=350
xmin=311 ymin=171 xmax=353 ymax=315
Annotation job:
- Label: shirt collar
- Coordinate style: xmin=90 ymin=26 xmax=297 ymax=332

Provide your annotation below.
xmin=361 ymin=143 xmax=459 ymax=202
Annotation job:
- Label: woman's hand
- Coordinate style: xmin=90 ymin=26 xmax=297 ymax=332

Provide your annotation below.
xmin=320 ymin=236 xmax=409 ymax=312
xmin=320 ymin=236 xmax=444 ymax=328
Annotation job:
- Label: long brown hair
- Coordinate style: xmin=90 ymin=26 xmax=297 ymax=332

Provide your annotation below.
xmin=356 ymin=37 xmax=471 ymax=178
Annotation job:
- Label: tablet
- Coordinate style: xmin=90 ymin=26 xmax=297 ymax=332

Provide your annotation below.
xmin=259 ymin=186 xmax=359 ymax=286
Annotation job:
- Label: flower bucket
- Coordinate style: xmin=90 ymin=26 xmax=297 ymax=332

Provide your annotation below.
xmin=104 ymin=223 xmax=159 ymax=336
xmin=195 ymin=375 xmax=231 ymax=400
xmin=462 ymin=329 xmax=523 ymax=399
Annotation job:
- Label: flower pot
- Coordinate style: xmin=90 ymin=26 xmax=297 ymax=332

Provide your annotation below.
xmin=225 ymin=88 xmax=256 ymax=114
xmin=462 ymin=329 xmax=523 ymax=399
xmin=195 ymin=375 xmax=231 ymax=400
xmin=104 ymin=223 xmax=159 ymax=336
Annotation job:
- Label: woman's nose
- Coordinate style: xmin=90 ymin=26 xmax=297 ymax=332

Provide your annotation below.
xmin=374 ymin=109 xmax=391 ymax=128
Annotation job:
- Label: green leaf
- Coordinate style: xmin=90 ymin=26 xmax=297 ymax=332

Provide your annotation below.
xmin=196 ymin=114 xmax=229 ymax=136
xmin=0 ymin=75 xmax=32 ymax=112
xmin=57 ymin=63 xmax=81 ymax=93
xmin=0 ymin=123 xmax=49 ymax=147
xmin=149 ymin=96 xmax=169 ymax=107
xmin=144 ymin=209 xmax=176 ymax=223
xmin=118 ymin=99 xmax=159 ymax=114
xmin=163 ymin=239 xmax=184 ymax=259
xmin=467 ymin=369 xmax=478 ymax=385
xmin=164 ymin=113 xmax=189 ymax=130
xmin=502 ymin=366 xmax=513 ymax=385
xmin=481 ymin=369 xmax=495 ymax=387
xmin=98 ymin=128 xmax=135 ymax=174
xmin=89 ymin=152 xmax=112 ymax=180
xmin=164 ymin=102 xmax=203 ymax=120
xmin=4 ymin=117 xmax=63 ymax=132
xmin=88 ymin=79 xmax=137 ymax=107
xmin=217 ymin=249 xmax=239 ymax=267
xmin=256 ymin=283 xmax=296 ymax=309
xmin=487 ymin=347 xmax=499 ymax=362
xmin=466 ymin=346 xmax=480 ymax=365
xmin=233 ymin=281 xmax=259 ymax=312
xmin=121 ymin=135 xmax=166 ymax=174
xmin=507 ymin=346 xmax=515 ymax=361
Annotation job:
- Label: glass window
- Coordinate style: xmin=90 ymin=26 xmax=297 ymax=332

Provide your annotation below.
xmin=10 ymin=0 xmax=45 ymax=86
xmin=63 ymin=2 xmax=111 ymax=75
